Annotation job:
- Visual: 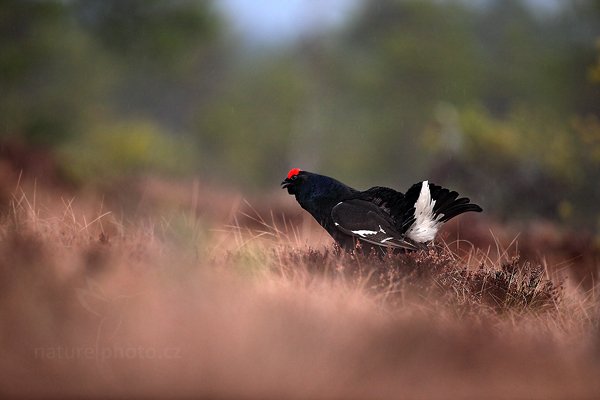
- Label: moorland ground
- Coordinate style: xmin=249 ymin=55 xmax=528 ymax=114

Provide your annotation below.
xmin=1 ymin=177 xmax=599 ymax=399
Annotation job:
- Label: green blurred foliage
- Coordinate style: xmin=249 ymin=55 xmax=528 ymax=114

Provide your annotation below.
xmin=0 ymin=0 xmax=217 ymax=166
xmin=425 ymin=105 xmax=575 ymax=218
xmin=73 ymin=0 xmax=216 ymax=63
xmin=426 ymin=104 xmax=600 ymax=228
xmin=59 ymin=120 xmax=194 ymax=183
xmin=590 ymin=39 xmax=600 ymax=83
xmin=196 ymin=55 xmax=309 ymax=187
xmin=0 ymin=0 xmax=110 ymax=145
xmin=193 ymin=0 xmax=600 ymax=191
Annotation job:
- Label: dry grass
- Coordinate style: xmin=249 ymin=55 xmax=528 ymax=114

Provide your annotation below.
xmin=1 ymin=178 xmax=600 ymax=399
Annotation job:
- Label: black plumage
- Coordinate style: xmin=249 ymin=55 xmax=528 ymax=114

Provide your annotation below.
xmin=281 ymin=169 xmax=482 ymax=252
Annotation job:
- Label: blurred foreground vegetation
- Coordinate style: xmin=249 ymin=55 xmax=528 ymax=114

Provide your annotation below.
xmin=2 ymin=178 xmax=599 ymax=398
xmin=1 ymin=0 xmax=600 ymax=230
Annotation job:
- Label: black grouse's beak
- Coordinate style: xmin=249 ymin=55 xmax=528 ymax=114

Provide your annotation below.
xmin=281 ymin=178 xmax=291 ymax=189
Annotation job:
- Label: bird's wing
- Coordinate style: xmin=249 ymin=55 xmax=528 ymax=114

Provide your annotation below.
xmin=360 ymin=186 xmax=415 ymax=232
xmin=331 ymin=199 xmax=422 ymax=251
xmin=360 ymin=186 xmax=404 ymax=214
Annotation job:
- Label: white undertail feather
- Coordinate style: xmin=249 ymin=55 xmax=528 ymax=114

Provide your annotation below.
xmin=406 ymin=181 xmax=443 ymax=243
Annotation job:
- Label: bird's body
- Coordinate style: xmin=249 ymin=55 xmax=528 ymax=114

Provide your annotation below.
xmin=281 ymin=168 xmax=482 ymax=252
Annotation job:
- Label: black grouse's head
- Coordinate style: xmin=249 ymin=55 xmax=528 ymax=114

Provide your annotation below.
xmin=281 ymin=168 xmax=353 ymax=203
xmin=281 ymin=168 xmax=307 ymax=195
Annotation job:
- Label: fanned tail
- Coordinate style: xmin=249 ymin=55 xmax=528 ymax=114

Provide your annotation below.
xmin=428 ymin=184 xmax=482 ymax=222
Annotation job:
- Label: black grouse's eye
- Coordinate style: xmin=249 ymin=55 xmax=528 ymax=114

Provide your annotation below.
xmin=291 ymin=175 xmax=298 ymax=180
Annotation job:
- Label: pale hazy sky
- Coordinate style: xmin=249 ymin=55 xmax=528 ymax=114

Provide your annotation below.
xmin=217 ymin=0 xmax=359 ymax=43
xmin=217 ymin=0 xmax=562 ymax=44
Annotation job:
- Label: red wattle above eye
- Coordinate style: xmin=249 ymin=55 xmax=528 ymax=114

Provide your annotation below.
xmin=287 ymin=168 xmax=301 ymax=179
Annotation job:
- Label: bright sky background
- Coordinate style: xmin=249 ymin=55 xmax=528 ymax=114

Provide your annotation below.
xmin=217 ymin=0 xmax=360 ymax=43
xmin=217 ymin=0 xmax=562 ymax=44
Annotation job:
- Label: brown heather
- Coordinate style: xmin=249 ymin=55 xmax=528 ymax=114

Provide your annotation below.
xmin=1 ymin=179 xmax=600 ymax=399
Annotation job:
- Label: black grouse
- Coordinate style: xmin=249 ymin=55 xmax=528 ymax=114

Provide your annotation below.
xmin=281 ymin=168 xmax=482 ymax=252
